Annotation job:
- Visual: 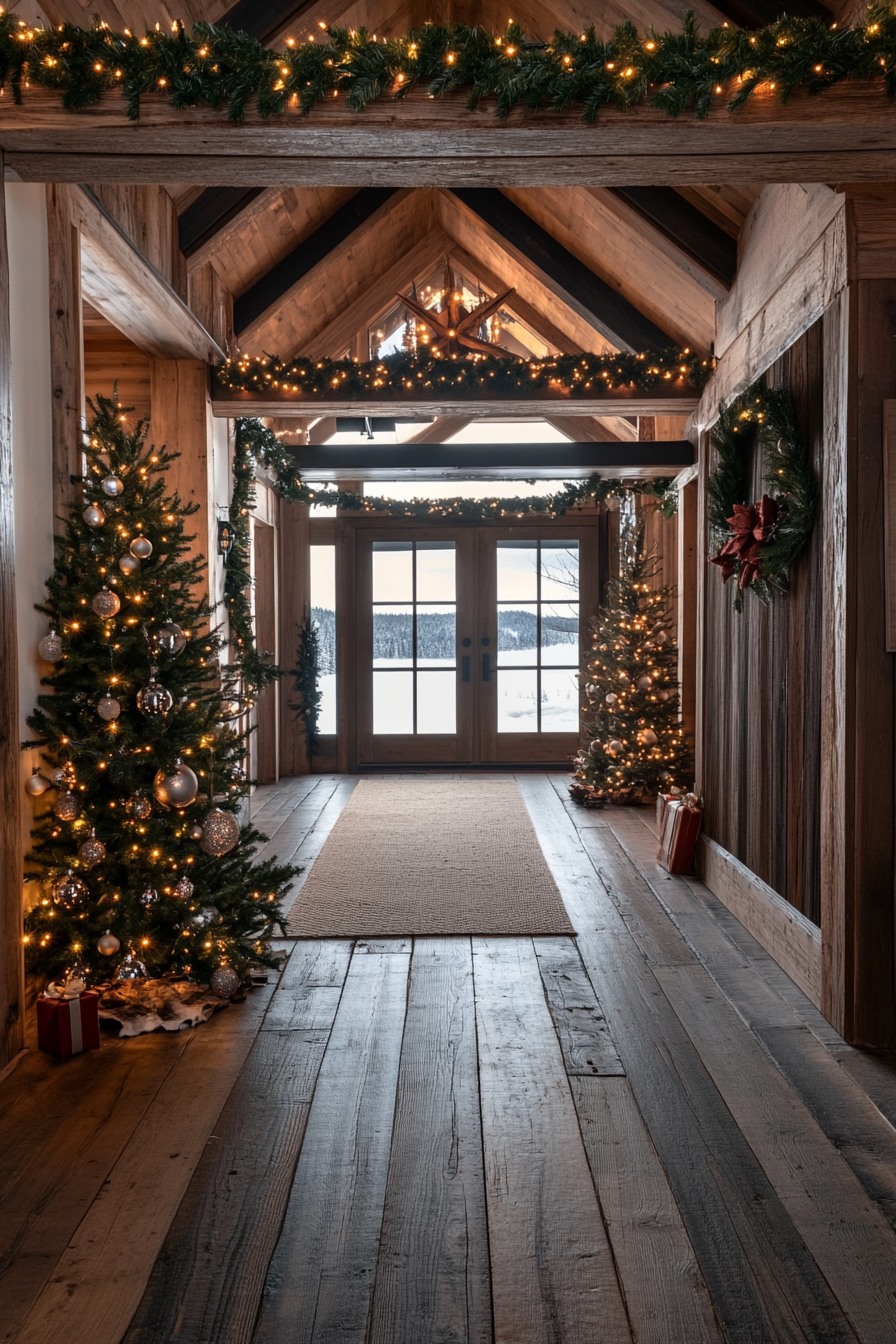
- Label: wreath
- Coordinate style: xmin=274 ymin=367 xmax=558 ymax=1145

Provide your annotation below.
xmin=707 ymin=381 xmax=817 ymax=611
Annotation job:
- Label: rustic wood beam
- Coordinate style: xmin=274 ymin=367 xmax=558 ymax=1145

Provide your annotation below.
xmin=213 ymin=391 xmax=699 ymax=417
xmin=178 ymin=187 xmax=266 ymax=258
xmin=2 ymin=84 xmax=892 ymax=186
xmin=288 ymin=440 xmax=693 ymax=477
xmin=46 ymin=185 xmax=84 ymax=530
xmin=444 ymin=243 xmax=582 ymax=356
xmin=447 ymin=188 xmax=673 ymax=351
xmin=609 ymin=187 xmax=737 ymax=286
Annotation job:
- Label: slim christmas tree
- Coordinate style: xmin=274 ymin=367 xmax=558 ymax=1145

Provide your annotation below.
xmin=23 ymin=394 xmax=297 ymax=993
xmin=571 ymin=519 xmax=692 ymax=805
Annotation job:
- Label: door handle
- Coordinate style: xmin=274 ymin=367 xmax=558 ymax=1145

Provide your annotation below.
xmin=482 ymin=652 xmax=492 ymax=681
xmin=462 ymin=655 xmax=470 ymax=682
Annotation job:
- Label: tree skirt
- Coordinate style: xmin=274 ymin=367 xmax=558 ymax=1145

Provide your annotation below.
xmin=285 ymin=777 xmax=575 ymax=938
xmin=96 ymin=978 xmax=231 ymax=1037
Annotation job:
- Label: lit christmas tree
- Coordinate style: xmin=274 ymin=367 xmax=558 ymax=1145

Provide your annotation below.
xmin=23 ymin=394 xmax=297 ymax=996
xmin=571 ymin=519 xmax=693 ymax=805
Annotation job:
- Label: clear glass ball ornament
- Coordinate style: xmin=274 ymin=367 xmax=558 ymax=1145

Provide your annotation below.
xmin=97 ymin=692 xmax=121 ymax=721
xmin=101 ymin=474 xmax=124 ymax=497
xmin=136 ymin=676 xmax=173 ymax=718
xmin=153 ymin=759 xmax=199 ymax=808
xmin=154 ymin=621 xmax=187 ymax=656
xmin=129 ymin=535 xmax=153 ymax=560
xmin=97 ymin=929 xmax=120 ymax=956
xmin=118 ymin=553 xmax=141 ymax=576
xmin=125 ymin=792 xmax=152 ymax=820
xmin=53 ymin=790 xmax=81 ymax=821
xmin=25 ymin=768 xmax=51 ymax=796
xmin=116 ymin=952 xmax=147 ymax=980
xmin=138 ymin=886 xmax=159 ymax=907
xmin=188 ymin=823 xmax=204 ymax=841
xmin=191 ymin=905 xmax=221 ymax=928
xmin=38 ymin=629 xmax=64 ymax=662
xmin=54 ymin=869 xmax=88 ymax=910
xmin=210 ymin=965 xmax=240 ymax=998
xmin=78 ymin=829 xmax=106 ymax=866
xmin=83 ymin=502 xmax=106 ymax=528
xmin=199 ymin=808 xmax=240 ymax=857
xmin=173 ymin=874 xmax=194 ymax=900
xmin=92 ymin=586 xmax=121 ymax=619
xmin=605 ymin=692 xmax=618 ymax=705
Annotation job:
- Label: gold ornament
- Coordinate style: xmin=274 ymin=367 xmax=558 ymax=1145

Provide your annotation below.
xmin=92 ymin=586 xmax=121 ymax=619
xmin=607 ymin=739 xmax=624 ymax=756
xmin=638 ymin=729 xmax=658 ymax=746
xmin=78 ymin=829 xmax=106 ymax=866
xmin=97 ymin=929 xmax=120 ymax=956
xmin=210 ymin=965 xmax=240 ymax=998
xmin=38 ymin=629 xmax=64 ymax=662
xmin=153 ymin=759 xmax=199 ymax=809
xmin=129 ymin=535 xmax=153 ymax=560
xmin=199 ymin=808 xmax=240 ymax=857
xmin=53 ymin=790 xmax=81 ymax=821
xmin=188 ymin=822 xmax=204 ymax=841
xmin=636 ymin=675 xmax=652 ymax=691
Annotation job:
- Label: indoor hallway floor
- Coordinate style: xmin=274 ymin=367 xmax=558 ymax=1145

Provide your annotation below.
xmin=2 ymin=774 xmax=896 ymax=1344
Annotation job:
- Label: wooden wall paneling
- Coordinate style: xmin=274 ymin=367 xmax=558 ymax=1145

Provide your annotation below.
xmin=82 ymin=312 xmax=152 ymax=424
xmin=677 ymin=478 xmax=698 ymax=744
xmin=89 ymin=185 xmax=187 ymax=302
xmin=186 ymin=262 xmax=234 ymax=361
xmin=253 ymin=519 xmax=279 ymax=785
xmin=278 ymin=500 xmax=310 ymax=777
xmin=0 ymin=158 xmax=24 ymax=1070
xmin=148 ymin=360 xmax=215 ymax=578
xmin=884 ymin=400 xmax=896 ymax=652
xmin=46 ymin=185 xmax=84 ymax=531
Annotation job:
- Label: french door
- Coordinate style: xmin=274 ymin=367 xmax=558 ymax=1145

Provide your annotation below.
xmin=350 ymin=520 xmax=602 ymax=767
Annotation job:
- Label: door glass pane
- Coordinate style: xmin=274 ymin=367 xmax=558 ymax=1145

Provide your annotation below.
xmin=417 ymin=670 xmax=456 ymax=734
xmin=497 ymin=669 xmax=539 ymax=732
xmin=373 ymin=605 xmax=413 ymax=667
xmin=541 ymin=602 xmax=579 ymax=664
xmin=310 ymin=545 xmax=336 ymax=735
xmin=416 ymin=542 xmax=456 ymax=601
xmin=416 ymin=605 xmax=456 ymax=667
xmin=496 ymin=541 xmax=538 ymax=600
xmin=373 ymin=670 xmax=414 ymax=734
xmin=540 ymin=541 xmax=579 ymax=599
xmin=497 ymin=604 xmax=538 ymax=666
xmin=372 ymin=541 xmax=413 ymax=601
xmin=540 ymin=669 xmax=580 ymax=731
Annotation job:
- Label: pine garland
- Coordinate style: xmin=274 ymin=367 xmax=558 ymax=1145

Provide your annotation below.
xmin=707 ymin=380 xmax=818 ymax=610
xmin=290 ymin=618 xmax=324 ymax=755
xmin=217 ymin=348 xmax=711 ymax=401
xmin=0 ymin=8 xmax=893 ymax=122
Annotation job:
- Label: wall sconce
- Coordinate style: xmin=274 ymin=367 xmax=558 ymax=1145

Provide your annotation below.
xmin=217 ymin=519 xmax=235 ymax=559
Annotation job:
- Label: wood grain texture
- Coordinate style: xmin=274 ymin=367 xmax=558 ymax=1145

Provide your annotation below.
xmin=277 ymin=497 xmax=311 ymax=776
xmin=882 ymin=400 xmax=896 ymax=651
xmin=123 ymin=944 xmax=350 ymax=1344
xmin=213 ymin=392 xmax=700 ymax=420
xmin=571 ymin=1075 xmax=722 ymax=1344
xmin=368 ymin=939 xmax=492 ymax=1344
xmin=46 ymin=184 xmax=84 ymax=534
xmin=533 ymin=936 xmax=625 ymax=1076
xmin=472 ymin=936 xmax=632 ymax=1344
xmin=149 ymin=358 xmax=215 ymax=578
xmin=253 ymin=949 xmax=409 ymax=1344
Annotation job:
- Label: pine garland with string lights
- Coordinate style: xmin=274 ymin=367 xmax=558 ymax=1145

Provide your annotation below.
xmin=0 ymin=8 xmax=892 ymax=121
xmin=23 ymin=395 xmax=298 ymax=991
xmin=571 ymin=520 xmax=692 ymax=805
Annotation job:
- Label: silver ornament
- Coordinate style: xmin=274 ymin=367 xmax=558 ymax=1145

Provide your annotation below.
xmin=191 ymin=905 xmax=221 ymax=928
xmin=118 ymin=553 xmax=141 ymax=576
xmin=92 ymin=586 xmax=121 ymax=619
xmin=54 ymin=869 xmax=88 ymax=910
xmin=129 ymin=535 xmax=153 ymax=560
xmin=25 ymin=768 xmax=51 ymax=797
xmin=173 ymin=874 xmax=194 ymax=900
xmin=53 ymin=790 xmax=81 ymax=821
xmin=138 ymin=885 xmax=159 ymax=907
xmin=101 ymin=474 xmax=124 ymax=497
xmin=78 ymin=829 xmax=106 ymax=867
xmin=97 ymin=929 xmax=121 ymax=956
xmin=199 ymin=808 xmax=240 ymax=857
xmin=50 ymin=763 xmax=76 ymax=788
xmin=83 ymin=502 xmax=106 ymax=528
xmin=605 ymin=692 xmax=618 ymax=706
xmin=153 ymin=759 xmax=199 ymax=809
xmin=188 ymin=823 xmax=204 ymax=841
xmin=125 ymin=792 xmax=152 ymax=820
xmin=607 ymin=739 xmax=625 ymax=757
xmin=637 ymin=675 xmax=652 ymax=691
xmin=38 ymin=629 xmax=64 ymax=662
xmin=136 ymin=676 xmax=173 ymax=718
xmin=60 ymin=960 xmax=89 ymax=991
xmin=658 ymin=689 xmax=671 ymax=702
xmin=156 ymin=621 xmax=187 ymax=656
xmin=116 ymin=952 xmax=147 ymax=980
xmin=210 ymin=966 xmax=240 ymax=998
xmin=589 ymin=738 xmax=602 ymax=754
xmin=97 ymin=692 xmax=121 ymax=721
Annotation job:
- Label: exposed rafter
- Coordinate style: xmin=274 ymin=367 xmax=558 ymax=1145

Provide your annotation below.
xmin=178 ymin=187 xmax=265 ymax=258
xmin=610 ymin=188 xmax=737 ymax=286
xmin=289 ymin=439 xmax=694 ymax=479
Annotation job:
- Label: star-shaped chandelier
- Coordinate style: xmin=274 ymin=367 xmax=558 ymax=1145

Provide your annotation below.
xmin=398 ymin=261 xmax=516 ymax=358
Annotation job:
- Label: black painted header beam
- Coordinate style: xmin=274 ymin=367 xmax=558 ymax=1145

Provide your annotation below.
xmin=291 ymin=440 xmax=693 ymax=480
xmin=610 ymin=188 xmax=737 ymax=287
xmin=178 ymin=186 xmax=265 ymax=258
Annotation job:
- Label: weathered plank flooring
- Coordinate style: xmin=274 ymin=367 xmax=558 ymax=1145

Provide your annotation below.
xmin=3 ymin=773 xmax=896 ymax=1344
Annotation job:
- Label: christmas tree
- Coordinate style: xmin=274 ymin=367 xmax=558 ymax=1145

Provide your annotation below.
xmin=571 ymin=518 xmax=693 ymax=805
xmin=23 ymin=393 xmax=298 ymax=994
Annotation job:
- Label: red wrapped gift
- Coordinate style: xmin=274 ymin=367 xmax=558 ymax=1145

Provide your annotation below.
xmin=656 ymin=791 xmax=682 ymax=830
xmin=657 ymin=797 xmax=703 ymax=875
xmin=37 ymin=990 xmax=100 ymax=1058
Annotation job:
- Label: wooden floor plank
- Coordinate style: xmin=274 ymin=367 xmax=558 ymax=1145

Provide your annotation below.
xmin=278 ymin=778 xmax=358 ymax=918
xmin=10 ymin=983 xmax=277 ymax=1344
xmin=472 ymin=936 xmax=632 ymax=1344
xmin=261 ymin=941 xmax=352 ymax=1032
xmin=571 ymin=1075 xmax=723 ymax=1344
xmin=253 ymin=948 xmax=409 ymax=1344
xmin=533 ymin=936 xmax=626 ymax=1076
xmin=122 ymin=943 xmax=352 ymax=1344
xmin=517 ymin=776 xmax=860 ymax=1344
xmin=368 ymin=939 xmax=492 ymax=1344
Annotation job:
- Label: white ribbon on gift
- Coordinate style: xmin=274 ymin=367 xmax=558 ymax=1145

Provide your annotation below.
xmin=45 ymin=977 xmax=87 ymax=1001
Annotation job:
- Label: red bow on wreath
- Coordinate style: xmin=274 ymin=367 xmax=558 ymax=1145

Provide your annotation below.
xmin=709 ymin=494 xmax=778 ymax=590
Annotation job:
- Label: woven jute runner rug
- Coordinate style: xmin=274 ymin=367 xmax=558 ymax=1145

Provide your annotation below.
xmin=285 ymin=778 xmax=575 ymax=938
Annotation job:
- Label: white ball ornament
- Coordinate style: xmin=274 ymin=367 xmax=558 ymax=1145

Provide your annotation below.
xmin=605 ymin=692 xmax=618 ymax=705
xmin=639 ymin=729 xmax=658 ymax=747
xmin=210 ymin=966 xmax=241 ymax=999
xmin=25 ymin=768 xmax=51 ymax=797
xmin=188 ymin=822 xmax=204 ymax=841
xmin=608 ymin=739 xmax=625 ymax=757
xmin=97 ymin=929 xmax=121 ymax=956
xmin=637 ymin=675 xmax=652 ymax=691
xmin=38 ymin=629 xmax=64 ymax=662
xmin=153 ymin=759 xmax=199 ymax=809
xmin=129 ymin=535 xmax=153 ymax=560
xmin=199 ymin=808 xmax=240 ymax=857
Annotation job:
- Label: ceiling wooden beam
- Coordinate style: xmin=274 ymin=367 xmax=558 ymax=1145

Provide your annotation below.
xmin=235 ymin=187 xmax=398 ymax=335
xmin=289 ymin=440 xmax=694 ymax=478
xmin=403 ymin=416 xmax=474 ymax=445
xmin=545 ymin=414 xmax=637 ymax=444
xmin=610 ymin=187 xmax=737 ymax=286
xmin=178 ymin=187 xmax=266 ymax=258
xmin=212 ymin=390 xmax=700 ymax=418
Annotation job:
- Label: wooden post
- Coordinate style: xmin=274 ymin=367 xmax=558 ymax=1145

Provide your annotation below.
xmin=148 ymin=359 xmax=215 ymax=572
xmin=46 ymin=185 xmax=84 ymax=530
xmin=0 ymin=162 xmax=25 ymax=1068
xmin=677 ymin=478 xmax=698 ymax=744
xmin=278 ymin=499 xmax=310 ymax=777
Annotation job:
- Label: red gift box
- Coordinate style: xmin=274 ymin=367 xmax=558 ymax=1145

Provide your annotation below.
xmin=657 ymin=798 xmax=703 ymax=875
xmin=656 ymin=792 xmax=681 ymax=831
xmin=37 ymin=991 xmax=100 ymax=1058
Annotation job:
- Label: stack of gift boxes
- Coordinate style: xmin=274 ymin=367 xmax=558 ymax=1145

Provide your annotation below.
xmin=656 ymin=789 xmax=703 ymax=874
